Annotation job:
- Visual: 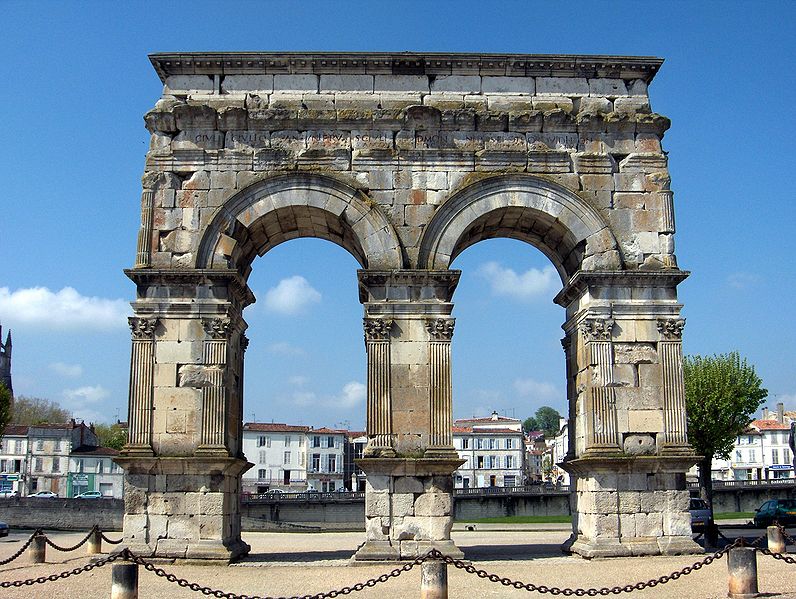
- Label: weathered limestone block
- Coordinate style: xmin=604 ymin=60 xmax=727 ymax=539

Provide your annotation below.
xmin=365 ymin=490 xmax=390 ymax=517
xmin=392 ymin=493 xmax=415 ymax=517
xmin=414 ymin=492 xmax=452 ymax=516
xmin=178 ymin=365 xmax=226 ymax=388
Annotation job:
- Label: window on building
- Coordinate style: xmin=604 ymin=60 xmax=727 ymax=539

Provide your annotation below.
xmin=299 ymin=436 xmax=304 ymax=446
xmin=736 ymin=450 xmax=742 ymax=462
xmin=476 ymin=438 xmax=483 ymax=450
xmin=36 ymin=439 xmax=44 ymax=452
xmin=504 ymin=475 xmax=516 ymax=487
xmin=327 ymin=436 xmax=335 ymax=448
xmin=55 ymin=439 xmax=61 ymax=452
xmin=749 ymin=449 xmax=756 ymax=462
xmin=34 ymin=457 xmax=43 ymax=472
xmin=476 ymin=456 xmax=484 ymax=469
xmin=14 ymin=440 xmax=21 ymax=454
xmin=328 ymin=454 xmax=336 ymax=473
xmin=747 ymin=436 xmax=754 ymax=445
xmin=488 ymin=438 xmax=496 ymax=450
xmin=0 ymin=460 xmax=5 ymax=472
xmin=259 ymin=451 xmax=267 ymax=464
xmin=285 ymin=436 xmax=291 ymax=446
xmin=461 ymin=438 xmax=469 ymax=449
xmin=98 ymin=460 xmax=104 ymax=474
xmin=299 ymin=453 xmax=305 ymax=466
xmin=76 ymin=459 xmax=84 ymax=473
xmin=311 ymin=454 xmax=320 ymax=472
xmin=506 ymin=438 xmax=513 ymax=449
xmin=313 ymin=436 xmax=321 ymax=448
xmin=284 ymin=451 xmax=291 ymax=465
xmin=505 ymin=455 xmax=513 ymax=469
xmin=258 ymin=468 xmax=267 ymax=480
xmin=772 ymin=449 xmax=780 ymax=465
xmin=328 ymin=481 xmax=336 ymax=492
xmin=52 ymin=457 xmax=60 ymax=473
xmin=258 ymin=436 xmax=270 ymax=448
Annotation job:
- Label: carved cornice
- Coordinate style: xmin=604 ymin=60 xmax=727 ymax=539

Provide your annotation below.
xmin=363 ymin=318 xmax=393 ymax=341
xmin=150 ymin=52 xmax=663 ymax=83
xmin=357 ymin=269 xmax=461 ymax=305
xmin=426 ymin=318 xmax=455 ymax=341
xmin=657 ymin=318 xmax=685 ymax=340
xmin=124 ymin=269 xmax=256 ymax=309
xmin=129 ymin=317 xmax=158 ymax=340
xmin=202 ymin=318 xmax=231 ymax=340
xmin=240 ymin=334 xmax=250 ymax=353
xmin=554 ymin=270 xmax=690 ymax=308
xmin=579 ymin=317 xmax=614 ymax=342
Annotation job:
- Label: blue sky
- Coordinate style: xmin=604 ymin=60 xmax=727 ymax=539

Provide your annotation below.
xmin=0 ymin=1 xmax=793 ymax=427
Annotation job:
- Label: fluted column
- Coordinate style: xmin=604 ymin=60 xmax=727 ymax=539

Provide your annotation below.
xmin=197 ymin=318 xmax=229 ymax=453
xmin=363 ymin=318 xmax=395 ymax=456
xmin=134 ymin=190 xmax=155 ymax=268
xmin=580 ymin=317 xmax=620 ymax=453
xmin=426 ymin=318 xmax=455 ymax=454
xmin=657 ymin=318 xmax=690 ymax=451
xmin=125 ymin=317 xmax=157 ymax=454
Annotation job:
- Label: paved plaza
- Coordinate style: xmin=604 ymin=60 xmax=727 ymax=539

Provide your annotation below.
xmin=0 ymin=527 xmax=793 ymax=598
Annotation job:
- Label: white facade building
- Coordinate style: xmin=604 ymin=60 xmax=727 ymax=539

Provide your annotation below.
xmin=241 ymin=423 xmax=310 ymax=494
xmin=306 ymin=428 xmax=346 ymax=492
xmin=453 ymin=413 xmax=525 ymax=488
xmin=68 ymin=446 xmax=123 ymax=497
xmin=0 ymin=425 xmax=28 ymax=494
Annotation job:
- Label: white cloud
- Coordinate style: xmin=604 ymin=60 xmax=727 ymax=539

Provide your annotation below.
xmin=513 ymin=378 xmax=561 ymax=402
xmin=284 ymin=380 xmax=365 ymax=409
xmin=263 ymin=276 xmax=321 ymax=315
xmin=50 ymin=362 xmax=83 ymax=378
xmin=335 ymin=381 xmax=366 ymax=408
xmin=61 ymin=385 xmax=111 ymax=423
xmin=0 ymin=287 xmax=129 ymax=331
xmin=727 ymin=272 xmax=761 ymax=289
xmin=476 ymin=262 xmax=558 ymax=301
xmin=266 ymin=342 xmax=306 ymax=356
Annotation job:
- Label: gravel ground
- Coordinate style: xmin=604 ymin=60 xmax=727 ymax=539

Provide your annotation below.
xmin=0 ymin=529 xmax=794 ymax=599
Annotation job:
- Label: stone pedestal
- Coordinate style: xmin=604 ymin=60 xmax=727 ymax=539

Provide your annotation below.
xmin=115 ymin=456 xmax=252 ymax=561
xmin=562 ymin=456 xmax=701 ymax=557
xmin=354 ymin=457 xmax=464 ymax=561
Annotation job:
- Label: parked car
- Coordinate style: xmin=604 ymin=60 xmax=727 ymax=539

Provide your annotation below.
xmin=0 ymin=490 xmax=18 ymax=498
xmin=753 ymin=499 xmax=796 ymax=528
xmin=689 ymin=498 xmax=713 ymax=532
xmin=263 ymin=489 xmax=284 ymax=497
xmin=0 ymin=521 xmax=8 ymax=537
xmin=29 ymin=491 xmax=57 ymax=498
xmin=75 ymin=491 xmax=103 ymax=499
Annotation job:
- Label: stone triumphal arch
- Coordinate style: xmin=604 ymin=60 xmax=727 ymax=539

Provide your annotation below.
xmin=118 ymin=52 xmax=698 ymax=561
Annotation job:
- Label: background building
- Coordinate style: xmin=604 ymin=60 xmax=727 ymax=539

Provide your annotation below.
xmin=345 ymin=431 xmax=367 ymax=492
xmin=68 ymin=445 xmax=123 ymax=497
xmin=241 ymin=423 xmax=310 ymax=494
xmin=453 ymin=412 xmax=525 ymax=488
xmin=0 ymin=324 xmax=11 ymax=396
xmin=306 ymin=428 xmax=346 ymax=492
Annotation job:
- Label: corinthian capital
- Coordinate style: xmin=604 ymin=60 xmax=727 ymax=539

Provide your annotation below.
xmin=128 ymin=317 xmax=158 ymax=340
xmin=657 ymin=318 xmax=685 ymax=340
xmin=579 ymin=317 xmax=614 ymax=342
xmin=363 ymin=318 xmax=393 ymax=341
xmin=202 ymin=318 xmax=231 ymax=340
xmin=425 ymin=318 xmax=455 ymax=341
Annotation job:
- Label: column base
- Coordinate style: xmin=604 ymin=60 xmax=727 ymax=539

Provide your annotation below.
xmin=119 ymin=538 xmax=250 ymax=562
xmin=353 ymin=539 xmax=463 ymax=561
xmin=567 ymin=535 xmax=701 ymax=558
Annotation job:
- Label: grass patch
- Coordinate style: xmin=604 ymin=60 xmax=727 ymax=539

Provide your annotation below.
xmin=714 ymin=512 xmax=754 ymax=521
xmin=457 ymin=515 xmax=572 ymax=524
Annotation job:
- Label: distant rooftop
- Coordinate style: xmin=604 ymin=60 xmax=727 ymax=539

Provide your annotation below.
xmin=243 ymin=423 xmax=310 ymax=433
xmin=149 ymin=52 xmax=663 ymax=83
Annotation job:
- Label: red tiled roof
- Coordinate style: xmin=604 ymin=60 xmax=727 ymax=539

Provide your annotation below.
xmin=243 ymin=423 xmax=310 ymax=433
xmin=452 ymin=426 xmax=472 ymax=433
xmin=311 ymin=427 xmax=347 ymax=434
xmin=3 ymin=425 xmax=29 ymax=436
xmin=470 ymin=428 xmax=524 ymax=434
xmin=751 ymin=419 xmax=790 ymax=431
xmin=454 ymin=415 xmax=520 ymax=425
xmin=347 ymin=431 xmax=367 ymax=438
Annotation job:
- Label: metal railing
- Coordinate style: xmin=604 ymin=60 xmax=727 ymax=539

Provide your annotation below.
xmin=687 ymin=479 xmax=796 ymax=490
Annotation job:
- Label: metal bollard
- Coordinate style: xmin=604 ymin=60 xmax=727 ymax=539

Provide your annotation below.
xmin=111 ymin=562 xmax=138 ymax=599
xmin=767 ymin=526 xmax=785 ymax=554
xmin=87 ymin=528 xmax=102 ymax=555
xmin=727 ymin=546 xmax=758 ymax=599
xmin=420 ymin=560 xmax=448 ymax=599
xmin=29 ymin=534 xmax=46 ymax=563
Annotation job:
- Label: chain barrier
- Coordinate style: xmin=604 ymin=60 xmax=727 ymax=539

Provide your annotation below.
xmin=0 ymin=552 xmax=122 ymax=588
xmin=776 ymin=523 xmax=796 ymax=546
xmin=0 ymin=529 xmax=42 ymax=566
xmin=41 ymin=525 xmax=98 ymax=553
xmin=125 ymin=551 xmax=421 ymax=599
xmin=100 ymin=531 xmax=123 ymax=545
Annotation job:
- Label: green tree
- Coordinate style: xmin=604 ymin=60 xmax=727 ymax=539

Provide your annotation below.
xmin=684 ymin=352 xmax=767 ymax=509
xmin=93 ymin=422 xmax=127 ymax=450
xmin=11 ymin=396 xmax=71 ymax=425
xmin=535 ymin=406 xmax=562 ymax=436
xmin=522 ymin=416 xmax=539 ymax=433
xmin=0 ymin=383 xmax=12 ymax=436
